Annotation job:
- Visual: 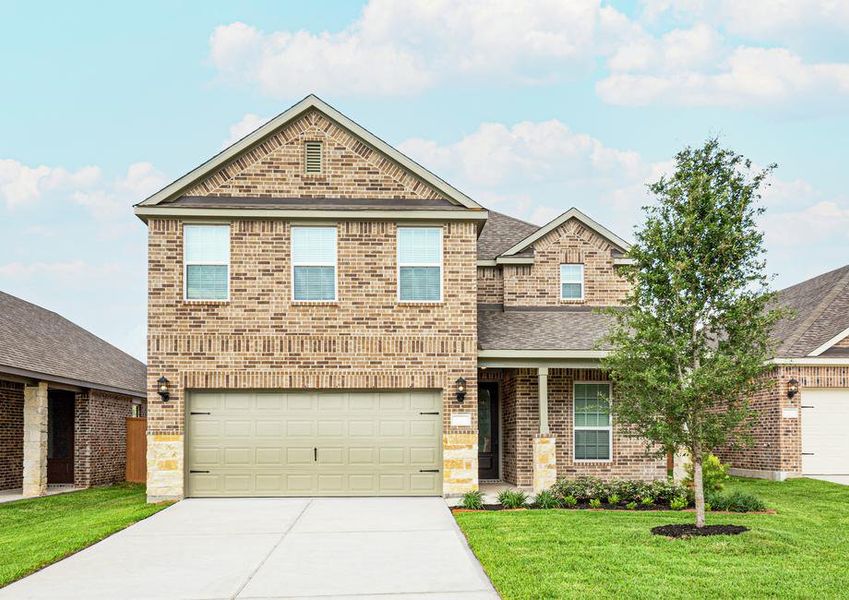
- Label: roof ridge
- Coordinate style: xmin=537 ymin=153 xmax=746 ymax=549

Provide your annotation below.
xmin=778 ymin=267 xmax=849 ymax=356
xmin=778 ymin=263 xmax=849 ymax=294
xmin=0 ymin=290 xmax=144 ymax=368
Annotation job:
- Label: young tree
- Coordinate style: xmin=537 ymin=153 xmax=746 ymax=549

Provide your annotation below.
xmin=602 ymin=139 xmax=783 ymax=528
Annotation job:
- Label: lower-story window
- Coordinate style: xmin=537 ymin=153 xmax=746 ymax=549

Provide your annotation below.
xmin=574 ymin=382 xmax=611 ymax=461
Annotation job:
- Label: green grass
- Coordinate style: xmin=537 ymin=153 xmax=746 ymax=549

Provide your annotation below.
xmin=455 ymin=478 xmax=849 ymax=599
xmin=0 ymin=484 xmax=170 ymax=587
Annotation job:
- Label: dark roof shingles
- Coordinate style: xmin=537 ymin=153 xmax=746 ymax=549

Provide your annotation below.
xmin=477 ymin=211 xmax=539 ymax=260
xmin=478 ymin=306 xmax=614 ymax=351
xmin=0 ymin=291 xmax=146 ymax=394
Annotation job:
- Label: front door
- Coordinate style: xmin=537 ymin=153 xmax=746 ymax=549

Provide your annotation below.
xmin=47 ymin=392 xmax=75 ymax=484
xmin=478 ymin=382 xmax=499 ymax=480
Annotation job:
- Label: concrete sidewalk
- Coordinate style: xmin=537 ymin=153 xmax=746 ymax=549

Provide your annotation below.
xmin=0 ymin=497 xmax=498 ymax=599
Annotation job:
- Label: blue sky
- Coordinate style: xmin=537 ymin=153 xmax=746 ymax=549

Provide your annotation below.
xmin=2 ymin=0 xmax=848 ymax=360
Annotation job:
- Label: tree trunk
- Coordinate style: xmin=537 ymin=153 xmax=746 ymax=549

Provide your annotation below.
xmin=693 ymin=451 xmax=705 ymax=528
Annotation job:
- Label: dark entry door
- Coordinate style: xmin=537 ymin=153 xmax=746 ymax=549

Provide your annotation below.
xmin=478 ymin=382 xmax=499 ymax=480
xmin=47 ymin=393 xmax=75 ymax=484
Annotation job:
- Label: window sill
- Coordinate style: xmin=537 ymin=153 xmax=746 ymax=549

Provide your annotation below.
xmin=182 ymin=299 xmax=230 ymax=305
xmin=573 ymin=459 xmax=613 ymax=464
xmin=291 ymin=300 xmax=339 ymax=306
xmin=396 ymin=301 xmax=444 ymax=306
xmin=560 ymin=299 xmax=586 ymax=304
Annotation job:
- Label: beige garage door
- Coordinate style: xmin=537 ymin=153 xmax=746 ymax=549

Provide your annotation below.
xmin=187 ymin=390 xmax=443 ymax=497
xmin=802 ymin=388 xmax=849 ymax=476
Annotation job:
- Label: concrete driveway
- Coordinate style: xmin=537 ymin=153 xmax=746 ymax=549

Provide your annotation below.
xmin=0 ymin=497 xmax=498 ymax=600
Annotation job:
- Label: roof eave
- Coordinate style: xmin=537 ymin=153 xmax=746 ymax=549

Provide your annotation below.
xmin=0 ymin=364 xmax=146 ymax=398
xmin=499 ymin=207 xmax=631 ymax=257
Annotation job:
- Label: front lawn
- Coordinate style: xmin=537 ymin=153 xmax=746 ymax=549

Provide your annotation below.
xmin=0 ymin=484 xmax=170 ymax=587
xmin=455 ymin=477 xmax=849 ymax=599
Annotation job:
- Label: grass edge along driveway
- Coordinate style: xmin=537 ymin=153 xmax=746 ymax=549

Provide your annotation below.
xmin=0 ymin=483 xmax=170 ymax=588
xmin=454 ymin=477 xmax=849 ymax=599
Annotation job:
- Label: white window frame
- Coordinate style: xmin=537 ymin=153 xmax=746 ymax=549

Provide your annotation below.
xmin=291 ymin=225 xmax=338 ymax=302
xmin=183 ymin=224 xmax=230 ymax=302
xmin=573 ymin=381 xmax=612 ymax=463
xmin=560 ymin=263 xmax=585 ymax=301
xmin=397 ymin=226 xmax=443 ymax=303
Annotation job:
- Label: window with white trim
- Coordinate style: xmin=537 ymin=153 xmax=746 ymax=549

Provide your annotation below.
xmin=574 ymin=382 xmax=611 ymax=460
xmin=397 ymin=227 xmax=442 ymax=302
xmin=184 ymin=224 xmax=230 ymax=301
xmin=560 ymin=263 xmax=584 ymax=300
xmin=291 ymin=226 xmax=337 ymax=301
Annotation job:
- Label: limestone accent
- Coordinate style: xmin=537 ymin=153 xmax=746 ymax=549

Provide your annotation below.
xmin=443 ymin=433 xmax=478 ymax=496
xmin=22 ymin=382 xmax=48 ymax=497
xmin=146 ymin=434 xmax=184 ymax=502
xmin=533 ymin=436 xmax=557 ymax=494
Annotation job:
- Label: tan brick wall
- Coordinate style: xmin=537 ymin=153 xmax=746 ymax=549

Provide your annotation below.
xmin=74 ymin=390 xmax=139 ymax=488
xmin=476 ymin=265 xmax=503 ymax=305
xmin=146 ymin=218 xmax=479 ymax=499
xmin=833 ymin=335 xmax=849 ymax=348
xmin=503 ymin=219 xmax=630 ymax=307
xmin=717 ymin=365 xmax=849 ymax=476
xmin=489 ymin=368 xmax=665 ymax=486
xmin=183 ymin=109 xmax=444 ymax=201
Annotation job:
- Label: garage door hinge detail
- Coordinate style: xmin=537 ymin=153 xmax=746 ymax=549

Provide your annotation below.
xmin=419 ymin=412 xmax=440 ymax=415
xmin=189 ymin=470 xmax=210 ymax=474
xmin=190 ymin=411 xmax=211 ymax=415
xmin=419 ymin=469 xmax=440 ymax=473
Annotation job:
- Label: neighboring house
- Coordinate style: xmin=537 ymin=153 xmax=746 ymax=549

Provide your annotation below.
xmin=134 ymin=95 xmax=664 ymax=502
xmin=717 ymin=265 xmax=849 ymax=481
xmin=0 ymin=291 xmax=146 ymax=497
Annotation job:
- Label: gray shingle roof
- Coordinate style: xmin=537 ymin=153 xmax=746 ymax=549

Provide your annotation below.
xmin=0 ymin=291 xmax=146 ymax=395
xmin=477 ymin=211 xmax=539 ymax=260
xmin=478 ymin=306 xmax=615 ymax=351
xmin=772 ymin=264 xmax=849 ymax=358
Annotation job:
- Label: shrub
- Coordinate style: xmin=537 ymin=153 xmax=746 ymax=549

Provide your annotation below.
xmin=706 ymin=490 xmax=765 ymax=513
xmin=562 ymin=495 xmax=578 ymax=508
xmin=669 ymin=495 xmax=688 ymax=510
xmin=552 ymin=476 xmax=690 ymax=508
xmin=626 ymin=501 xmax=638 ymax=510
xmin=535 ymin=490 xmax=559 ymax=509
xmin=641 ymin=495 xmax=655 ymax=507
xmin=460 ymin=490 xmax=484 ymax=510
xmin=607 ymin=493 xmax=621 ymax=505
xmin=685 ymin=454 xmax=729 ymax=493
xmin=589 ymin=498 xmax=602 ymax=509
xmin=498 ymin=489 xmax=529 ymax=509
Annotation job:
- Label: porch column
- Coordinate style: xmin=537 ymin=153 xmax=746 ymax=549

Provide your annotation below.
xmin=22 ymin=381 xmax=48 ymax=497
xmin=533 ymin=368 xmax=556 ymax=493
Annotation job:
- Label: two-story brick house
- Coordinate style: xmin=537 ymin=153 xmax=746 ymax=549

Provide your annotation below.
xmin=134 ymin=95 xmax=663 ymax=502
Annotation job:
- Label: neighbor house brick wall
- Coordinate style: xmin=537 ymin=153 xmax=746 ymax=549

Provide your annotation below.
xmin=147 ymin=218 xmax=479 ymax=499
xmin=477 ymin=265 xmax=504 ymax=305
xmin=0 ymin=380 xmax=24 ymax=489
xmin=74 ymin=390 xmax=139 ymax=488
xmin=495 ymin=368 xmax=664 ymax=486
xmin=716 ymin=365 xmax=849 ymax=476
xmin=503 ymin=219 xmax=630 ymax=307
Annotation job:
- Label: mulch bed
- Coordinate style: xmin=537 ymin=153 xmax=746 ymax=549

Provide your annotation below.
xmin=651 ymin=524 xmax=749 ymax=538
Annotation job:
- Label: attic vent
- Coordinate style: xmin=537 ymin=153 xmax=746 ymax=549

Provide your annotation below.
xmin=305 ymin=141 xmax=323 ymax=174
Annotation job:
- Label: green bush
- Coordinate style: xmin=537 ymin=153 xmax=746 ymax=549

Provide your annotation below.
xmin=534 ymin=490 xmax=559 ymax=509
xmin=685 ymin=454 xmax=729 ymax=493
xmin=498 ymin=489 xmax=529 ymax=509
xmin=460 ymin=490 xmax=484 ymax=510
xmin=626 ymin=501 xmax=638 ymax=510
xmin=669 ymin=495 xmax=688 ymax=510
xmin=562 ymin=495 xmax=578 ymax=508
xmin=640 ymin=495 xmax=654 ymax=507
xmin=607 ymin=493 xmax=621 ymax=505
xmin=589 ymin=498 xmax=602 ymax=509
xmin=551 ymin=476 xmax=690 ymax=508
xmin=706 ymin=490 xmax=766 ymax=512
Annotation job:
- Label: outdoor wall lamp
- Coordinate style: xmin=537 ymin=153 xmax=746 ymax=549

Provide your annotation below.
xmin=157 ymin=376 xmax=170 ymax=402
xmin=787 ymin=378 xmax=799 ymax=399
xmin=455 ymin=377 xmax=467 ymax=403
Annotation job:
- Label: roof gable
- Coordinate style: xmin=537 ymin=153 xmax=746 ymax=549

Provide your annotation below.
xmin=477 ymin=211 xmax=540 ymax=260
xmin=138 ymin=95 xmax=481 ymax=210
xmin=499 ymin=207 xmax=630 ymax=258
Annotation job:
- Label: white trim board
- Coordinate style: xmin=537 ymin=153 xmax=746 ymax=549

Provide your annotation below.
xmin=499 ymin=207 xmax=631 ymax=257
xmin=808 ymin=326 xmax=849 ymax=357
xmin=136 ymin=94 xmax=482 ymax=210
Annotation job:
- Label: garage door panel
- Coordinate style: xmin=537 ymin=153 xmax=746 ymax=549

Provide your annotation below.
xmin=187 ymin=390 xmax=443 ymax=497
xmin=802 ymin=388 xmax=849 ymax=475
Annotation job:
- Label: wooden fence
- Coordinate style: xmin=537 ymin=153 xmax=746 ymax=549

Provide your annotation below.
xmin=126 ymin=417 xmax=147 ymax=483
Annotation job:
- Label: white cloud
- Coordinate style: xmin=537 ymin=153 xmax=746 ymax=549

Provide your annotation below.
xmin=223 ymin=113 xmax=268 ymax=147
xmin=0 ymin=260 xmax=122 ymax=280
xmin=0 ymin=160 xmax=100 ymax=208
xmin=208 ymin=1 xmax=641 ymax=97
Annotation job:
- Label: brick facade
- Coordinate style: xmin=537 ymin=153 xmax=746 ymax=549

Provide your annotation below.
xmin=74 ymin=389 xmax=140 ymax=488
xmin=477 ymin=265 xmax=503 ymax=305
xmin=716 ymin=364 xmax=849 ymax=477
xmin=484 ymin=368 xmax=665 ymax=486
xmin=0 ymin=380 xmax=24 ymax=489
xmin=501 ymin=219 xmax=629 ymax=307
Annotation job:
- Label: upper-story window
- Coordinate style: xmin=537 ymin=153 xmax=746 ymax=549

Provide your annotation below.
xmin=560 ymin=263 xmax=584 ymax=300
xmin=184 ymin=224 xmax=230 ymax=301
xmin=292 ymin=226 xmax=337 ymax=301
xmin=398 ymin=227 xmax=442 ymax=302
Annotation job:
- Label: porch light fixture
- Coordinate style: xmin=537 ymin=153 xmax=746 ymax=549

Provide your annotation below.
xmin=787 ymin=378 xmax=799 ymax=399
xmin=455 ymin=377 xmax=467 ymax=403
xmin=157 ymin=376 xmax=170 ymax=402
